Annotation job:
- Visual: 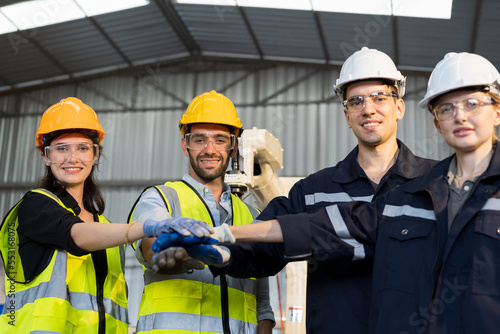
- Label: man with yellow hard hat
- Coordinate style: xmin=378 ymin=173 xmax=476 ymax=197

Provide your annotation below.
xmin=129 ymin=90 xmax=274 ymax=333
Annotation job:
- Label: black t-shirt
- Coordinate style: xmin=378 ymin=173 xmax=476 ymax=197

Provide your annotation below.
xmin=17 ymin=190 xmax=110 ymax=333
xmin=18 ymin=191 xmax=91 ymax=281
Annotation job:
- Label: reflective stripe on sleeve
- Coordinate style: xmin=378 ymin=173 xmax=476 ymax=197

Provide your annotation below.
xmin=382 ymin=204 xmax=435 ymax=220
xmin=325 ymin=205 xmax=366 ymax=260
xmin=305 ymin=192 xmax=373 ymax=206
xmin=481 ymin=198 xmax=500 ymax=211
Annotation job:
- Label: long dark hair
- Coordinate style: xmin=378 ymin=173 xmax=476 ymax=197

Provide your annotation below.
xmin=37 ymin=137 xmax=105 ymax=216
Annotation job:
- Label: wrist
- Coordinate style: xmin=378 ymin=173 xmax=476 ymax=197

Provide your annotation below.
xmin=126 ymin=222 xmax=144 ymax=244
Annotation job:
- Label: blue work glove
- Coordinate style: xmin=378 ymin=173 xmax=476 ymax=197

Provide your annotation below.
xmin=152 ymin=233 xmax=217 ymax=252
xmin=143 ymin=217 xmax=214 ymax=238
xmin=183 ymin=244 xmax=231 ymax=266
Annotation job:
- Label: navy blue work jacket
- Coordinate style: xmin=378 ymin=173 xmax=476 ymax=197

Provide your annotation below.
xmin=279 ymin=142 xmax=500 ymax=334
xmin=219 ymin=140 xmax=435 ymax=334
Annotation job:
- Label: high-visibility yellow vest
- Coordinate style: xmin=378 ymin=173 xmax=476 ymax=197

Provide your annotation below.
xmin=0 ymin=189 xmax=128 ymax=333
xmin=133 ymin=181 xmax=259 ymax=334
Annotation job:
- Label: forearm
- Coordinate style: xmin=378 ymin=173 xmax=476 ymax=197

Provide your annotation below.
xmin=229 ymin=219 xmax=283 ymax=242
xmin=257 ymin=319 xmax=274 ymax=334
xmin=211 ymin=241 xmax=287 ymax=278
xmin=71 ymin=221 xmax=144 ymax=251
xmin=141 ymin=236 xmax=157 ymax=266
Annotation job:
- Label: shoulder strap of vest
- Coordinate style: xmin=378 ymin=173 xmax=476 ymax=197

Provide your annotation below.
xmin=229 ymin=193 xmax=260 ymax=226
xmin=30 ymin=188 xmax=77 ymax=215
xmin=158 ymin=180 xmax=215 ymax=225
xmin=127 ymin=185 xmax=174 ymax=226
xmin=0 ymin=189 xmax=68 ymax=284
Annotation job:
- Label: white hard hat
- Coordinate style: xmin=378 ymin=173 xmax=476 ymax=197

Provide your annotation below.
xmin=419 ymin=52 xmax=500 ymax=110
xmin=334 ymin=47 xmax=406 ymax=99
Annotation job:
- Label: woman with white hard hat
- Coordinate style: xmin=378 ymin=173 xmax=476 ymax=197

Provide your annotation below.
xmin=0 ymin=98 xmax=211 ymax=333
xmin=156 ymin=52 xmax=500 ymax=333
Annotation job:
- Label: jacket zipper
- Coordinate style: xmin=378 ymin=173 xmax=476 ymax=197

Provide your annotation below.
xmin=425 ymin=175 xmax=486 ymax=332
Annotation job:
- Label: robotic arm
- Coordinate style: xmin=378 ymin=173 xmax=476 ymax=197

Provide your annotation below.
xmin=225 ymin=127 xmax=306 ymax=334
xmin=225 ymin=127 xmax=285 ymax=209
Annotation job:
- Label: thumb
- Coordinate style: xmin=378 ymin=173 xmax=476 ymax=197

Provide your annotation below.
xmin=213 ymin=245 xmax=231 ymax=266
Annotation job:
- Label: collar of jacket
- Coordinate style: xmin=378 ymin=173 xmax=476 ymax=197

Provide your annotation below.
xmin=331 ymin=139 xmax=426 ymax=184
xmin=405 ymin=141 xmax=500 ymax=194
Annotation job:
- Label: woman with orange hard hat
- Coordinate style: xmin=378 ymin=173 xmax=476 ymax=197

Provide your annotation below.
xmin=0 ymin=97 xmax=212 ymax=333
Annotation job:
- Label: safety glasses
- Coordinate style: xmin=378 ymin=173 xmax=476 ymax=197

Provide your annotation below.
xmin=185 ymin=133 xmax=236 ymax=151
xmin=44 ymin=143 xmax=99 ymax=164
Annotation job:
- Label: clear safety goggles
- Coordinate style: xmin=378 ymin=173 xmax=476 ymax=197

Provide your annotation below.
xmin=343 ymin=91 xmax=398 ymax=112
xmin=185 ymin=133 xmax=236 ymax=151
xmin=433 ymin=96 xmax=498 ymax=121
xmin=44 ymin=143 xmax=100 ymax=164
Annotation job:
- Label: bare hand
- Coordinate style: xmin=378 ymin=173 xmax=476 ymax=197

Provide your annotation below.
xmin=151 ymin=247 xmax=205 ymax=274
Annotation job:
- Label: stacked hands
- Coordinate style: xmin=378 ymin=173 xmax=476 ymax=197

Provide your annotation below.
xmin=142 ymin=218 xmax=235 ymax=274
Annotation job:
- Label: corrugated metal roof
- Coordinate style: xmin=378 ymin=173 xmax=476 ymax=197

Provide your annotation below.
xmin=1 ymin=0 xmax=499 ymax=92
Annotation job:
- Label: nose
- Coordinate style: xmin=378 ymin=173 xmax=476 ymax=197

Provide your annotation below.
xmin=453 ymin=105 xmax=468 ymax=120
xmin=362 ymin=98 xmax=377 ymax=114
xmin=203 ymin=140 xmax=217 ymax=153
xmin=66 ymin=148 xmax=80 ymax=163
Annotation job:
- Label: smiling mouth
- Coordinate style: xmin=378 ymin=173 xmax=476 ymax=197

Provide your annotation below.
xmin=363 ymin=122 xmax=379 ymax=127
xmin=453 ymin=127 xmax=474 ymax=135
xmin=200 ymin=158 xmax=220 ymax=164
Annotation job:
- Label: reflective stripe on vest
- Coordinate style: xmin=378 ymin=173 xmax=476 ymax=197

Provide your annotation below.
xmin=0 ymin=189 xmax=128 ymax=334
xmin=137 ymin=311 xmax=256 ymax=333
xmin=136 ymin=181 xmax=258 ymax=334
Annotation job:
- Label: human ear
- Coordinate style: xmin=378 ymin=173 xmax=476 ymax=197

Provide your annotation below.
xmin=343 ymin=109 xmax=352 ymax=128
xmin=433 ymin=117 xmax=442 ymax=135
xmin=181 ymin=137 xmax=189 ymax=157
xmin=396 ymin=99 xmax=405 ymax=120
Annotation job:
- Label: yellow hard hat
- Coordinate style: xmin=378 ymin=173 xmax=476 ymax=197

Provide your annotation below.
xmin=179 ymin=90 xmax=243 ymax=136
xmin=36 ymin=97 xmax=105 ymax=148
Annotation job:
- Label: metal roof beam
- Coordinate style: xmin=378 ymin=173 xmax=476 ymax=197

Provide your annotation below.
xmin=155 ymin=0 xmax=201 ymax=56
xmin=237 ymin=6 xmax=264 ymax=58
xmin=29 ymin=36 xmax=72 ymax=76
xmin=258 ymin=68 xmax=321 ymax=105
xmin=391 ymin=16 xmax=400 ymax=65
xmin=135 ymin=63 xmax=189 ymax=106
xmin=312 ymin=10 xmax=329 ymax=63
xmin=151 ymin=83 xmax=190 ymax=107
xmin=469 ymin=0 xmax=483 ymax=52
xmin=85 ymin=16 xmax=133 ymax=67
xmin=78 ymin=81 xmax=131 ymax=109
xmin=218 ymin=67 xmax=260 ymax=94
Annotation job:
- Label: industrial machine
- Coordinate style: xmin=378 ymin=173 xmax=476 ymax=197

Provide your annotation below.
xmin=225 ymin=127 xmax=307 ymax=334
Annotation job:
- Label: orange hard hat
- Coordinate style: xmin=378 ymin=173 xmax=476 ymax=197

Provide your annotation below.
xmin=35 ymin=97 xmax=105 ymax=148
xmin=179 ymin=90 xmax=243 ymax=136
